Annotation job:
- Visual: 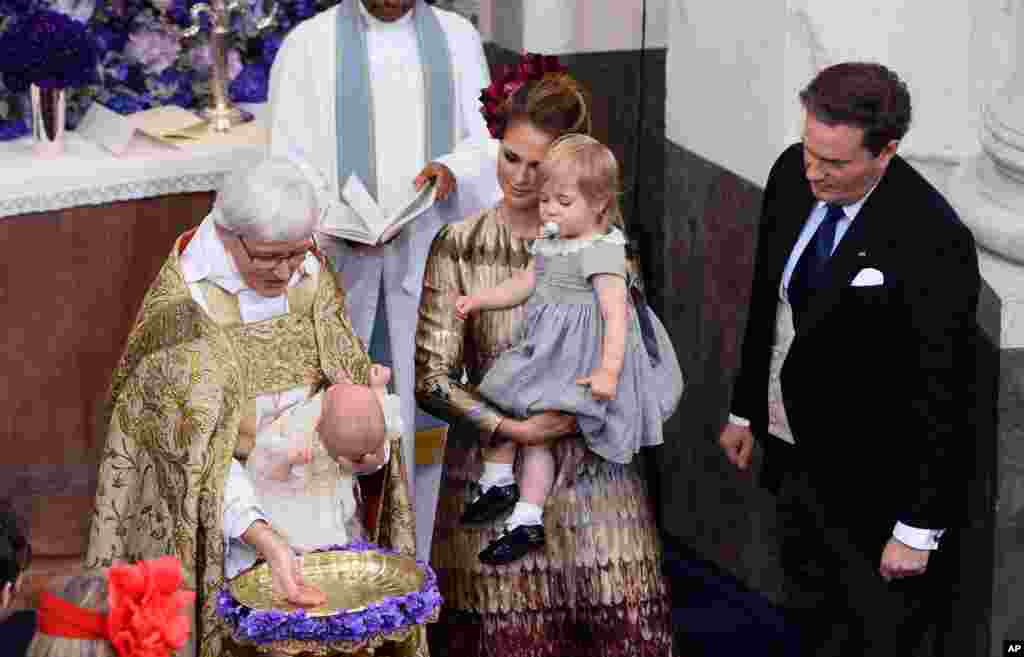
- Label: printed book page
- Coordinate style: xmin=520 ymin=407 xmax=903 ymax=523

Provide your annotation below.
xmin=319 ymin=174 xmax=437 ymax=245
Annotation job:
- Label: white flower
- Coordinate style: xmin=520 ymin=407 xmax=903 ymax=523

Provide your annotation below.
xmin=51 ymin=0 xmax=95 ymax=23
xmin=125 ymin=30 xmax=182 ymax=75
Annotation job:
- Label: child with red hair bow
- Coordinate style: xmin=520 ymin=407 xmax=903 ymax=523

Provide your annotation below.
xmin=29 ymin=555 xmax=194 ymax=657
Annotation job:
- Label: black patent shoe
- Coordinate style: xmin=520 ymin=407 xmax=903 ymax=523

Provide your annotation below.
xmin=478 ymin=523 xmax=546 ymax=565
xmin=460 ymin=483 xmax=520 ymax=525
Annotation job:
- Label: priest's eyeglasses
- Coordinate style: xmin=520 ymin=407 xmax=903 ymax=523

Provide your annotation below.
xmin=237 ymin=234 xmax=318 ymax=270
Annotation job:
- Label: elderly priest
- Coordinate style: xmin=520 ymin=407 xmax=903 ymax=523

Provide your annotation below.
xmin=84 ymin=158 xmax=418 ymax=657
xmin=268 ymin=0 xmax=500 ymax=561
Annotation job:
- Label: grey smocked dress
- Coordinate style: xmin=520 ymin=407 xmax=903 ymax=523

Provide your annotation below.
xmin=477 ymin=227 xmax=683 ymax=464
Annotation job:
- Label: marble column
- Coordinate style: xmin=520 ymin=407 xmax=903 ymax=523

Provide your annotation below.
xmin=947 ymin=1 xmax=1024 ymax=653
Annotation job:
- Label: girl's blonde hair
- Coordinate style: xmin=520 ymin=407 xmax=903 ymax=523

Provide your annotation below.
xmin=27 ymin=571 xmax=117 ymax=657
xmin=539 ymin=133 xmax=625 ymax=230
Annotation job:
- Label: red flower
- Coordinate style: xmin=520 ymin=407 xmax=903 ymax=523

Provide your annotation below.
xmin=502 ymin=80 xmax=525 ymax=97
xmin=516 ymin=54 xmax=541 ymax=78
xmin=479 ymin=51 xmax=568 ymax=139
xmin=106 ymin=556 xmax=196 ymax=657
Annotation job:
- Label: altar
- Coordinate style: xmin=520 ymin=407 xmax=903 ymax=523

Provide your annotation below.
xmin=0 ymin=110 xmax=267 ymax=600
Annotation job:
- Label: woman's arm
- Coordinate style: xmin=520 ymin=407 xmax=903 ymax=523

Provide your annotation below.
xmin=416 ymin=226 xmax=507 ymax=446
xmin=576 ymin=273 xmax=628 ymax=400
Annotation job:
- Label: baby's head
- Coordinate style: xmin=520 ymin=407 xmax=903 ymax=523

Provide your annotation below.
xmin=538 ymin=133 xmax=623 ymax=240
xmin=318 ymin=365 xmax=391 ymax=463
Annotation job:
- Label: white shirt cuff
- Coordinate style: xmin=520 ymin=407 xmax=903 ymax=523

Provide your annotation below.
xmin=892 ymin=522 xmax=944 ymax=550
xmin=728 ymin=413 xmax=751 ymax=427
xmin=223 ymin=459 xmax=266 ymax=539
xmin=226 ymin=508 xmax=266 ymax=542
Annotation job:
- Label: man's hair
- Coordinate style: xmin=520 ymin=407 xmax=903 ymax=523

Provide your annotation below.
xmin=799 ymin=62 xmax=911 ymax=157
xmin=26 ymin=571 xmax=117 ymax=657
xmin=215 ymin=158 xmax=319 ymax=242
xmin=540 ymin=133 xmax=624 ymax=229
xmin=0 ymin=501 xmax=30 ymax=587
xmin=498 ymin=73 xmax=592 ymax=141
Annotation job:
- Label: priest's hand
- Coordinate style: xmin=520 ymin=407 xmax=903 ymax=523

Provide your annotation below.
xmin=415 ymin=162 xmax=456 ymax=201
xmin=242 ymin=521 xmax=327 ymax=607
xmin=718 ymin=422 xmax=754 ymax=471
xmin=879 ymin=538 xmax=929 ymax=582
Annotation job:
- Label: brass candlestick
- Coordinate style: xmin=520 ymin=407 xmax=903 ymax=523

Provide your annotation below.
xmin=182 ymin=0 xmax=276 ymax=132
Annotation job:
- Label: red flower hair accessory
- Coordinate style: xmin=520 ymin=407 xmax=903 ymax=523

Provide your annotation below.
xmin=479 ymin=52 xmax=567 ymax=138
xmin=37 ymin=555 xmax=196 ymax=657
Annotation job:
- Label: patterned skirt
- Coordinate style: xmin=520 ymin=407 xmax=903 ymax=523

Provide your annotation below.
xmin=428 ymin=436 xmax=674 ymax=657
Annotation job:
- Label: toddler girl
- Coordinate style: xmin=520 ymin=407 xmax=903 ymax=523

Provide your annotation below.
xmin=455 ymin=134 xmax=683 ymax=565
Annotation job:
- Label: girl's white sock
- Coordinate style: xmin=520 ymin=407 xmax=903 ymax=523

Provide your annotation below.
xmin=478 ymin=462 xmax=515 ymax=492
xmin=505 ymin=501 xmax=544 ymax=529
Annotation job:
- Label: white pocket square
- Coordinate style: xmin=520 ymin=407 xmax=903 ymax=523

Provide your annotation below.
xmin=850 ymin=267 xmax=885 ymax=286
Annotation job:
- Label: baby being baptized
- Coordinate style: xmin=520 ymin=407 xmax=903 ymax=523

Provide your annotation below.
xmin=245 ymin=364 xmax=402 ymax=551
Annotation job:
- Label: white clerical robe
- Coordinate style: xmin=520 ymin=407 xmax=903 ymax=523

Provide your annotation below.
xmin=268 ymin=2 xmax=501 ymax=560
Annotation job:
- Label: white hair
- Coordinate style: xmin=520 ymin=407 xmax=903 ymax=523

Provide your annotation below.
xmin=214 ymin=158 xmax=319 ymax=242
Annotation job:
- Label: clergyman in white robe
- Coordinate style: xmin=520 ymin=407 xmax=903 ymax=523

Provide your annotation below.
xmin=268 ymin=0 xmax=500 ymax=561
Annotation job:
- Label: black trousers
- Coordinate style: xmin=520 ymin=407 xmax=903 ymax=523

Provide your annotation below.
xmin=766 ymin=438 xmax=949 ymax=657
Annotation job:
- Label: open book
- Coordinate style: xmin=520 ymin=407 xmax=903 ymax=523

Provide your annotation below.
xmin=318 ymin=174 xmax=438 ymax=246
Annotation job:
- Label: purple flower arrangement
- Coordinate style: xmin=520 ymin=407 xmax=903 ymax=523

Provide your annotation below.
xmin=0 ymin=10 xmax=100 ymax=92
xmin=0 ymin=0 xmax=351 ymax=141
xmin=216 ymin=541 xmax=443 ymax=647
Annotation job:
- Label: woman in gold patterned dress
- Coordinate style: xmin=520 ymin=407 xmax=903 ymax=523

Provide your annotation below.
xmin=415 ymin=71 xmax=674 ymax=657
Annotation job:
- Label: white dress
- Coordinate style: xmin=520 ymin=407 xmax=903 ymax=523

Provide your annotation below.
xmin=245 ymin=391 xmax=404 ymax=552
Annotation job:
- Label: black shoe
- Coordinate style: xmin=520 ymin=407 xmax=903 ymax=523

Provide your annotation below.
xmin=460 ymin=483 xmax=519 ymax=525
xmin=478 ymin=523 xmax=545 ymax=565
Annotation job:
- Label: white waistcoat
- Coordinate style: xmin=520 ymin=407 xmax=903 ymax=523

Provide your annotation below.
xmin=768 ymin=283 xmax=796 ymax=444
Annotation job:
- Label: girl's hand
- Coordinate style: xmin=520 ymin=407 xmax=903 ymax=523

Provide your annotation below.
xmin=577 ymin=368 xmax=620 ymax=401
xmin=455 ymin=295 xmax=477 ymax=320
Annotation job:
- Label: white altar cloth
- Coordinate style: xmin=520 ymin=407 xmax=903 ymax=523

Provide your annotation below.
xmin=0 ymin=104 xmax=269 ymax=219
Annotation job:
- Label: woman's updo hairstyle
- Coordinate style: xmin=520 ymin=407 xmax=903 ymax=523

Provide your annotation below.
xmin=480 ymin=53 xmax=591 ymax=141
xmin=499 ymin=72 xmax=592 ymax=140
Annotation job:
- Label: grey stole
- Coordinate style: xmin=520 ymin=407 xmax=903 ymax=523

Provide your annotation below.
xmin=335 ymin=0 xmax=455 ymax=200
xmin=335 ymin=0 xmax=455 ymax=432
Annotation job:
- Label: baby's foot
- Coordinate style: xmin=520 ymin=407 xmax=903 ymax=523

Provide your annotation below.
xmin=368 ymin=364 xmax=391 ymax=388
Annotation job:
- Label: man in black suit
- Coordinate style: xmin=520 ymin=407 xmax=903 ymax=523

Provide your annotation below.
xmin=719 ymin=63 xmax=979 ymax=656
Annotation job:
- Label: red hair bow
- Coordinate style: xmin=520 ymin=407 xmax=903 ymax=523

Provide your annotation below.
xmin=38 ymin=555 xmax=196 ymax=657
